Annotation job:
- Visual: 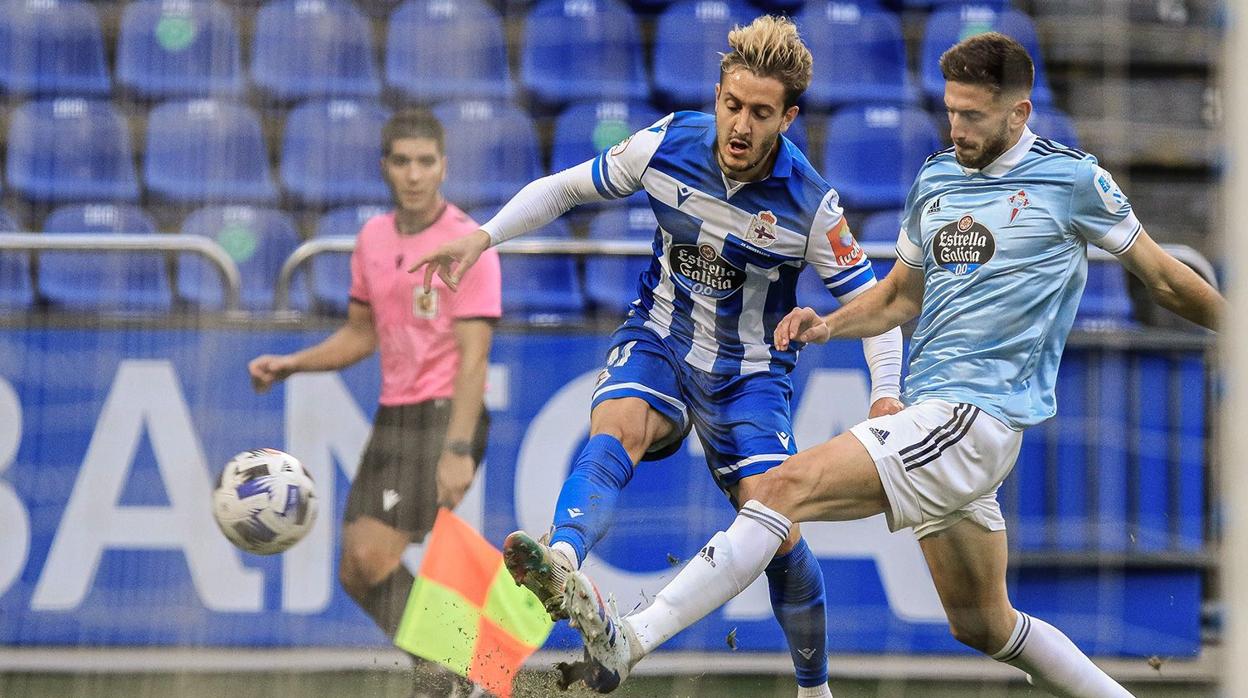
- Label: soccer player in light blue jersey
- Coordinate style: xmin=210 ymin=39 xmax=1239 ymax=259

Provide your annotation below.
xmin=561 ymin=32 xmax=1225 ymax=696
xmin=412 ymin=16 xmax=904 ymax=698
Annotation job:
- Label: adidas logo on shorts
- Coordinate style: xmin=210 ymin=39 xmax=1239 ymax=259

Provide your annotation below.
xmin=869 ymin=427 xmax=890 ymax=445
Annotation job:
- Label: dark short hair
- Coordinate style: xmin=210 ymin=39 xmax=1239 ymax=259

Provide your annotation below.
xmin=381 ymin=109 xmax=444 ymax=156
xmin=939 ymin=32 xmax=1034 ymax=96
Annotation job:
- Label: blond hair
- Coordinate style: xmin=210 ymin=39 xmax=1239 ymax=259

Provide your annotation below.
xmin=719 ymin=15 xmax=813 ymax=108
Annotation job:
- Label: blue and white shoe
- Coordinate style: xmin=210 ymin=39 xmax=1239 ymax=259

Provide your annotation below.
xmin=561 ymin=570 xmax=642 ymax=694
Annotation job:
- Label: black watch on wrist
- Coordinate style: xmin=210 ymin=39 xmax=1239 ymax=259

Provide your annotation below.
xmin=444 ymin=439 xmax=473 ymax=457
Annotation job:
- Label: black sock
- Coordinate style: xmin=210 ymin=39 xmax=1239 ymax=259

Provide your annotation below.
xmin=357 ymin=564 xmax=415 ymax=638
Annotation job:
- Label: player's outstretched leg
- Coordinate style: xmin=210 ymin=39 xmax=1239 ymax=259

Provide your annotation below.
xmin=502 ymin=530 xmax=575 ymax=620
xmin=560 ymin=569 xmax=644 ymax=693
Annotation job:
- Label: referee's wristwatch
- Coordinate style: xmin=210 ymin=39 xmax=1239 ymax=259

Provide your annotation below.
xmin=443 ymin=439 xmax=473 ymax=457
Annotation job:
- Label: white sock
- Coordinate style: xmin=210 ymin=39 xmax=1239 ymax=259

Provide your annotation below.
xmin=626 ymin=500 xmax=791 ymax=654
xmin=796 ymin=683 xmax=833 ymax=698
xmin=551 ymin=541 xmax=579 ymax=569
xmin=992 ymin=611 xmax=1134 ymax=697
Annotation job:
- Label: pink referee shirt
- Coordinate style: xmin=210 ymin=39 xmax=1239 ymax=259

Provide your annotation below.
xmin=349 ymin=205 xmax=502 ymax=406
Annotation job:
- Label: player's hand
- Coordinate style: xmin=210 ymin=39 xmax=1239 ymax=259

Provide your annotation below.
xmin=248 ymin=354 xmax=297 ymax=394
xmin=435 ymin=451 xmax=476 ymax=509
xmin=774 ymin=306 xmax=830 ymax=350
xmin=868 ymin=397 xmax=905 ymax=418
xmin=408 ymin=229 xmax=492 ymax=293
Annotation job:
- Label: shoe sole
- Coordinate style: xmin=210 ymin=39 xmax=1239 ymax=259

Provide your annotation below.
xmin=563 ymin=573 xmax=622 ymax=693
xmin=502 ymin=532 xmax=568 ymax=620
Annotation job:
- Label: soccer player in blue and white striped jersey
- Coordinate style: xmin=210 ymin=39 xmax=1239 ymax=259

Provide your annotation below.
xmin=413 ymin=16 xmax=903 ymax=698
xmin=561 ymin=32 xmax=1225 ymax=697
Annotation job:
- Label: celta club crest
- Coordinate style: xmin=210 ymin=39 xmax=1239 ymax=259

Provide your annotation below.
xmin=744 ymin=210 xmax=778 ymax=247
xmin=1008 ymin=189 xmax=1031 ymax=223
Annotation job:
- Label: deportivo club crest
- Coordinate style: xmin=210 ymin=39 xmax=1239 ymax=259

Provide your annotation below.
xmin=743 ymin=210 xmax=778 ymax=248
xmin=1008 ymin=189 xmax=1031 ymax=223
xmin=932 ymin=214 xmax=996 ymax=275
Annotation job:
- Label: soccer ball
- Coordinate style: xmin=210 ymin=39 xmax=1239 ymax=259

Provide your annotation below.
xmin=212 ymin=448 xmax=318 ymax=555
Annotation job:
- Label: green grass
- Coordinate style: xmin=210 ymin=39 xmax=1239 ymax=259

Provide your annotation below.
xmin=0 ymin=672 xmax=1217 ymax=698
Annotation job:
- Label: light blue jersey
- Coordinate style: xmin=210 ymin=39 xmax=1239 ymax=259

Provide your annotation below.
xmin=896 ymin=128 xmax=1141 ymax=429
xmin=593 ymin=111 xmax=877 ymax=376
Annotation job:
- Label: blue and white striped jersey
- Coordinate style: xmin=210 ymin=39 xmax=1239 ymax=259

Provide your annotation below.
xmin=593 ymin=111 xmax=877 ymax=376
xmin=897 ymin=127 xmax=1141 ymax=428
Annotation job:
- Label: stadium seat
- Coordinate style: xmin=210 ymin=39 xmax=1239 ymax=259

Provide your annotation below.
xmin=795 ymin=266 xmax=838 ymax=315
xmin=1078 ymin=259 xmax=1133 ymax=324
xmin=902 ymin=0 xmax=1008 ymax=8
xmin=920 ymin=5 xmax=1053 ymax=105
xmin=585 ymin=206 xmax=655 ymax=313
xmin=0 ymin=0 xmax=110 ymax=97
xmin=251 ymin=0 xmax=380 ymax=101
xmin=551 ymin=100 xmax=662 ymax=172
xmin=1028 ymin=105 xmax=1080 ymax=149
xmin=433 ymin=101 xmax=542 ymax=209
xmin=6 ymin=99 xmax=140 ymax=204
xmin=473 ymin=205 xmax=585 ymax=322
xmin=177 ymin=206 xmax=303 ymax=311
xmin=858 ymin=208 xmax=904 ymax=243
xmin=652 ymin=0 xmax=752 ymax=109
xmin=310 ymin=204 xmax=389 ymax=314
xmin=117 ymin=0 xmax=244 ymax=99
xmin=385 ymin=0 xmax=513 ymax=103
xmin=144 ymin=100 xmax=278 ymax=205
xmin=521 ymin=0 xmax=648 ymax=108
xmin=751 ymin=0 xmax=806 ymax=11
xmin=281 ymin=100 xmax=391 ymax=208
xmin=799 ymin=2 xmax=916 ymax=110
xmin=0 ymin=208 xmax=33 ymax=309
xmin=822 ymin=105 xmax=941 ymax=211
xmin=38 ymin=204 xmax=171 ymax=311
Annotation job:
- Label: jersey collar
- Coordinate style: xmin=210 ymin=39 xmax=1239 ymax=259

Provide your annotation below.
xmin=960 ymin=126 xmax=1036 ymax=178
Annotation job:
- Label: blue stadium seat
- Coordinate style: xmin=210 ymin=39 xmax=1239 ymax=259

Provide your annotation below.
xmin=858 ymin=208 xmax=904 ymax=243
xmin=799 ymin=2 xmax=915 ymax=110
xmin=751 ymin=0 xmax=807 ymax=11
xmin=433 ymin=101 xmax=542 ymax=209
xmin=251 ymin=0 xmax=380 ymax=101
xmin=178 ymin=206 xmax=303 ymax=311
xmin=822 ymin=104 xmax=941 ymax=211
xmin=521 ymin=0 xmax=648 ymax=108
xmin=585 ymin=206 xmax=654 ymax=313
xmin=902 ymin=0 xmax=1008 ymax=8
xmin=39 ymin=204 xmax=170 ymax=311
xmin=310 ymin=204 xmax=389 ymax=314
xmin=920 ymin=5 xmax=1053 ymax=105
xmin=281 ymin=100 xmax=391 ymax=207
xmin=653 ymin=0 xmax=752 ymax=109
xmin=0 ymin=209 xmax=33 ymax=309
xmin=144 ymin=100 xmax=277 ymax=204
xmin=0 ymin=0 xmax=110 ymax=97
xmin=6 ymin=99 xmax=140 ymax=204
xmin=550 ymin=101 xmax=661 ymax=197
xmin=1028 ymin=105 xmax=1080 ymax=149
xmin=385 ymin=0 xmax=513 ymax=103
xmin=117 ymin=0 xmax=245 ymax=99
xmin=795 ymin=266 xmax=839 ymax=315
xmin=473 ymin=205 xmax=585 ymax=322
xmin=1078 ymin=260 xmax=1132 ymax=324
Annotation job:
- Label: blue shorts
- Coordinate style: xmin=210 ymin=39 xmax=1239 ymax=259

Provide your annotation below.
xmin=590 ymin=326 xmax=796 ymax=492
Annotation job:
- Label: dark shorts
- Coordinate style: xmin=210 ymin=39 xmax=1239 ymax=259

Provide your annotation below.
xmin=343 ymin=400 xmax=489 ymax=539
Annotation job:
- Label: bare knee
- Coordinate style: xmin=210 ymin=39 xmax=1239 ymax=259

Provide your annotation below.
xmin=589 ymin=398 xmax=670 ymax=461
xmin=338 ymin=538 xmax=402 ymax=600
xmin=945 ymin=605 xmax=1017 ymax=655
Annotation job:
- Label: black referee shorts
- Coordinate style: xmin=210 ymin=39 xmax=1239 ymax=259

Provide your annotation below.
xmin=343 ymin=400 xmax=489 ymax=539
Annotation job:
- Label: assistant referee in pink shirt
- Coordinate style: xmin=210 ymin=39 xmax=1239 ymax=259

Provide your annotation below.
xmin=248 ymin=110 xmax=502 ymax=696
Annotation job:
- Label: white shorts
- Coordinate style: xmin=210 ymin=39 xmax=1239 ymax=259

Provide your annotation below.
xmin=849 ymin=399 xmax=1023 ymax=539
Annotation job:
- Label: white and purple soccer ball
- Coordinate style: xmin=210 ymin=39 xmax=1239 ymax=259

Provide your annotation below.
xmin=212 ymin=448 xmax=318 ymax=555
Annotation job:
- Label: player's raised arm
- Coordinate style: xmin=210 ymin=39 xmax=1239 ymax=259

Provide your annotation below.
xmin=1116 ymin=228 xmax=1224 ymax=330
xmin=775 ymin=261 xmax=924 ymax=350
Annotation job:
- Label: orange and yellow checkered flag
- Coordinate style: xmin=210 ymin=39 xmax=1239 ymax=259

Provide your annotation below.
xmin=395 ymin=509 xmax=554 ymax=697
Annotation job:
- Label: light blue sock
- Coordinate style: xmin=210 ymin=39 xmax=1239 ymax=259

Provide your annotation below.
xmin=549 ymin=434 xmax=635 ymax=565
xmin=765 ymin=537 xmax=829 ymax=689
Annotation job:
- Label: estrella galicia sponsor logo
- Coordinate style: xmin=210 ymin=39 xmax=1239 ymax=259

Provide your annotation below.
xmin=668 ymin=243 xmax=746 ymax=298
xmin=932 ymin=215 xmax=995 ymax=275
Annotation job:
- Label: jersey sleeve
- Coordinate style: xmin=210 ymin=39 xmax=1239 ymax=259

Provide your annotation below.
xmin=589 ymin=113 xmax=673 ymax=201
xmin=348 ymin=231 xmax=370 ymax=305
xmin=447 ymin=245 xmax=502 ymax=320
xmin=804 ymin=189 xmax=877 ymax=303
xmin=1070 ymin=157 xmax=1142 ymax=255
xmin=895 ymin=175 xmax=927 ymax=269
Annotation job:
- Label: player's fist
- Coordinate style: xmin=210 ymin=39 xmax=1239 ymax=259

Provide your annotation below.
xmin=774 ymin=306 xmax=830 ymax=350
xmin=248 ymin=354 xmax=297 ymax=394
xmin=868 ymin=396 xmax=905 ymax=418
xmin=409 ymin=229 xmax=491 ymax=293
